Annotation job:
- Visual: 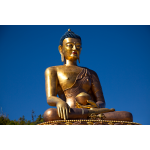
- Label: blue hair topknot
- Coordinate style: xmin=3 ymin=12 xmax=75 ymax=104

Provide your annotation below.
xmin=59 ymin=29 xmax=81 ymax=46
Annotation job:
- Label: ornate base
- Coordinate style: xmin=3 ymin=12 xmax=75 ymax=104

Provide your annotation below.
xmin=37 ymin=119 xmax=141 ymax=125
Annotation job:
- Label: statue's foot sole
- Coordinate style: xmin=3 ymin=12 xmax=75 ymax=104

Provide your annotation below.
xmin=102 ymin=111 xmax=133 ymax=122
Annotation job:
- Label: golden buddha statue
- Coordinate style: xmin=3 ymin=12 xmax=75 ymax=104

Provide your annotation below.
xmin=43 ymin=29 xmax=133 ymax=123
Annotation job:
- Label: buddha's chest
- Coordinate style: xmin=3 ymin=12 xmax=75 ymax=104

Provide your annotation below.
xmin=57 ymin=67 xmax=82 ymax=91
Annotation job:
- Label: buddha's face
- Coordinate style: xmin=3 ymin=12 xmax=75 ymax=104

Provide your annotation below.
xmin=59 ymin=38 xmax=82 ymax=61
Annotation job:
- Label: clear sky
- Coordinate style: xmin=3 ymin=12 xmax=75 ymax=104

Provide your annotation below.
xmin=0 ymin=25 xmax=150 ymax=124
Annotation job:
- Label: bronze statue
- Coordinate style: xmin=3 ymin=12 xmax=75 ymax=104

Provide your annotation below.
xmin=43 ymin=29 xmax=133 ymax=122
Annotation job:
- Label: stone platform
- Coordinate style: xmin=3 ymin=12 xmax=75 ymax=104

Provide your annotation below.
xmin=38 ymin=119 xmax=141 ymax=125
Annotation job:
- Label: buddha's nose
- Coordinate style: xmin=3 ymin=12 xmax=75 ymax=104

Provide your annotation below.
xmin=72 ymin=44 xmax=76 ymax=50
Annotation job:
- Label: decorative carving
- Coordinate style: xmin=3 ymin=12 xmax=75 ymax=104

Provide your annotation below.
xmin=97 ymin=113 xmax=106 ymax=120
xmin=37 ymin=120 xmax=141 ymax=125
xmin=87 ymin=122 xmax=94 ymax=125
xmin=89 ymin=113 xmax=97 ymax=120
xmin=108 ymin=121 xmax=114 ymax=125
xmin=65 ymin=122 xmax=73 ymax=125
xmin=89 ymin=113 xmax=106 ymax=120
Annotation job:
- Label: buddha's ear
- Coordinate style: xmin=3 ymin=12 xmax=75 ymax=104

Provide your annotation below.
xmin=58 ymin=45 xmax=63 ymax=54
xmin=58 ymin=45 xmax=64 ymax=62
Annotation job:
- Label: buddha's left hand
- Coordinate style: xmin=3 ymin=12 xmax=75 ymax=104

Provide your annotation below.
xmin=87 ymin=100 xmax=98 ymax=108
xmin=76 ymin=100 xmax=98 ymax=108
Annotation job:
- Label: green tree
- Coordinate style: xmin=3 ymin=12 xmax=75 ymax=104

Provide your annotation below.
xmin=0 ymin=116 xmax=5 ymax=125
xmin=18 ymin=115 xmax=26 ymax=125
xmin=9 ymin=120 xmax=16 ymax=125
xmin=0 ymin=113 xmax=44 ymax=125
xmin=35 ymin=114 xmax=44 ymax=124
xmin=0 ymin=116 xmax=10 ymax=125
xmin=31 ymin=110 xmax=36 ymax=122
xmin=27 ymin=120 xmax=31 ymax=125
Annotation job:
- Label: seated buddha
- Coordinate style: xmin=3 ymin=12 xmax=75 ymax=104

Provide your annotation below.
xmin=43 ymin=29 xmax=133 ymax=122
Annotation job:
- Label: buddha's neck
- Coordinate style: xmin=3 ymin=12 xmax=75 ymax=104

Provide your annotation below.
xmin=64 ymin=59 xmax=77 ymax=66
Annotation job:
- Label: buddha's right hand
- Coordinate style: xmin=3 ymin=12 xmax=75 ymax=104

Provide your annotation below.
xmin=56 ymin=101 xmax=71 ymax=120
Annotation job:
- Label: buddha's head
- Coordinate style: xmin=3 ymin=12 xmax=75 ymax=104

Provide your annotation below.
xmin=58 ymin=29 xmax=82 ymax=63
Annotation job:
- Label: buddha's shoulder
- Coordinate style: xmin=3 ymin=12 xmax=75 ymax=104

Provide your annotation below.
xmin=45 ymin=66 xmax=58 ymax=75
xmin=45 ymin=65 xmax=64 ymax=74
xmin=45 ymin=65 xmax=98 ymax=76
xmin=79 ymin=66 xmax=98 ymax=77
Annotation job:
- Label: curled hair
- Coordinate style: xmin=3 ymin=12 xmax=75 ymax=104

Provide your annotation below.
xmin=59 ymin=29 xmax=81 ymax=46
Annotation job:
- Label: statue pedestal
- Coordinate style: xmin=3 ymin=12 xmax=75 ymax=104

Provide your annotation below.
xmin=37 ymin=119 xmax=141 ymax=125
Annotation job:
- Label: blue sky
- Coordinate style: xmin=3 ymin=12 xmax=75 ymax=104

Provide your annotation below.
xmin=0 ymin=25 xmax=150 ymax=124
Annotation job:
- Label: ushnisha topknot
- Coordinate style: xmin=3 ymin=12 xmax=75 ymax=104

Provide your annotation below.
xmin=59 ymin=29 xmax=81 ymax=46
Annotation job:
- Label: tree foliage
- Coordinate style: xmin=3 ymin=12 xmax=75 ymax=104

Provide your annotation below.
xmin=0 ymin=113 xmax=44 ymax=125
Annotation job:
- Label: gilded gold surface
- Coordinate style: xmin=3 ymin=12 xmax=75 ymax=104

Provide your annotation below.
xmin=89 ymin=113 xmax=97 ymax=119
xmin=75 ymin=92 xmax=99 ymax=108
xmin=45 ymin=34 xmax=106 ymax=120
xmin=76 ymin=92 xmax=90 ymax=97
xmin=44 ymin=29 xmax=134 ymax=123
xmin=97 ymin=113 xmax=106 ymax=120
xmin=57 ymin=65 xmax=82 ymax=91
xmin=89 ymin=113 xmax=106 ymax=120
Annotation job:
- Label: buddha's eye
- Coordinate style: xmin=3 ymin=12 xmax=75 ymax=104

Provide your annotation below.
xmin=66 ymin=44 xmax=73 ymax=48
xmin=76 ymin=45 xmax=81 ymax=49
xmin=76 ymin=46 xmax=81 ymax=50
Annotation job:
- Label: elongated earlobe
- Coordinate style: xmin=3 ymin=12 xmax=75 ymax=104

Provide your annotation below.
xmin=61 ymin=53 xmax=64 ymax=62
xmin=58 ymin=45 xmax=64 ymax=62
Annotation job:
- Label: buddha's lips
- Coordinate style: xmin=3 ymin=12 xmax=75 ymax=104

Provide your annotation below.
xmin=72 ymin=51 xmax=77 ymax=54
